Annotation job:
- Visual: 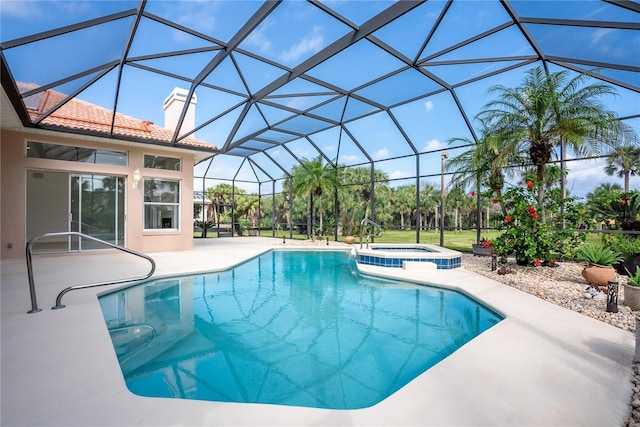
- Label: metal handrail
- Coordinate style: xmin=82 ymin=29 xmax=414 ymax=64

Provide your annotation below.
xmin=359 ymin=218 xmax=383 ymax=249
xmin=26 ymin=231 xmax=156 ymax=313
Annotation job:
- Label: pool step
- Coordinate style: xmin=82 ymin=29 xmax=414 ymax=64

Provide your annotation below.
xmin=402 ymin=261 xmax=437 ymax=271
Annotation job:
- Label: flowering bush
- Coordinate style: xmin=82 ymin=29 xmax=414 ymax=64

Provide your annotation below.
xmin=492 ymin=183 xmax=586 ymax=266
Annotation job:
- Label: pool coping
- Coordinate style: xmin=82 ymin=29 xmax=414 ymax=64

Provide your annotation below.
xmin=1 ymin=237 xmax=634 ymax=426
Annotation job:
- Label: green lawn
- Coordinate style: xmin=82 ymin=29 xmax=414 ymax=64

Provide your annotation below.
xmin=196 ymin=228 xmax=603 ymax=254
xmin=196 ymin=229 xmax=500 ymax=253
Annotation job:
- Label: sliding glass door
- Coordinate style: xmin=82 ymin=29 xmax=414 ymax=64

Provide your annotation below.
xmin=70 ymin=174 xmax=125 ymax=250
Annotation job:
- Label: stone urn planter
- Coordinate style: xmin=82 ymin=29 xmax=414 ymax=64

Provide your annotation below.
xmin=624 ymin=284 xmax=640 ymax=311
xmin=344 ymin=235 xmax=355 ymax=245
xmin=581 ymin=263 xmax=617 ymax=287
xmin=472 ymin=243 xmax=494 ymax=257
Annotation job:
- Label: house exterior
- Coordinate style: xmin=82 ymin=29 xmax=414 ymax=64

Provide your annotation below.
xmin=1 ymin=86 xmax=217 ymax=260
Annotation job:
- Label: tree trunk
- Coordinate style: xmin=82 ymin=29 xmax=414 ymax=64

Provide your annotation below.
xmin=307 ymin=194 xmax=313 ymax=238
xmin=486 ymin=206 xmax=490 ymax=228
xmin=454 ymin=207 xmax=459 ymax=229
xmin=625 ymin=172 xmax=630 ymax=192
xmin=537 ymin=165 xmax=545 ymax=205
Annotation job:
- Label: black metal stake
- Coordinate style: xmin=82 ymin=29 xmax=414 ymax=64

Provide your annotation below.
xmin=491 ymin=255 xmax=497 ymax=272
xmin=607 ymin=280 xmax=619 ymax=313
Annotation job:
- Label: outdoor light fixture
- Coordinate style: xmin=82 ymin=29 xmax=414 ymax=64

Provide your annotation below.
xmin=440 ymin=151 xmax=448 ymax=247
xmin=132 ymin=168 xmax=141 ymax=190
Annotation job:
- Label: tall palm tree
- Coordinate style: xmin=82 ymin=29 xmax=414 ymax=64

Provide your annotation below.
xmin=605 ymin=146 xmax=640 ymax=192
xmin=292 ymin=156 xmax=338 ymax=237
xmin=480 ymin=66 xmax=638 ymax=205
xmin=446 ymin=117 xmax=523 ymax=216
xmin=420 ymin=183 xmax=439 ymax=229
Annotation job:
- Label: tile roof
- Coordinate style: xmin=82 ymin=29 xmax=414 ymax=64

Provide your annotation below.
xmin=21 ymin=83 xmax=217 ymax=151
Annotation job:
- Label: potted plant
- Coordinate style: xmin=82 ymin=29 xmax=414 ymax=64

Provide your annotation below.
xmin=606 ymin=234 xmax=640 ymax=276
xmin=624 ymin=267 xmax=640 ymax=310
xmin=576 ymin=244 xmax=623 ymax=287
xmin=472 ymin=238 xmax=494 ymax=256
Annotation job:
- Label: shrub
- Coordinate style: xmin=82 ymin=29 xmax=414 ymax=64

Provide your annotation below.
xmin=626 ymin=267 xmax=640 ymax=287
xmin=576 ymin=244 xmax=623 ymax=266
xmin=492 ymin=182 xmax=586 ymax=266
xmin=604 ymin=233 xmax=640 ymax=257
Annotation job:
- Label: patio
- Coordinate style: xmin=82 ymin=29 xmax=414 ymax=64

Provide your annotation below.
xmin=1 ymin=237 xmax=634 ymax=426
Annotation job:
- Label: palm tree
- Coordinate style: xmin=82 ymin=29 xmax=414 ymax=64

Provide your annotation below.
xmin=446 ymin=118 xmax=523 ymax=217
xmin=393 ymin=185 xmax=415 ymax=230
xmin=480 ymin=65 xmax=638 ymax=205
xmin=291 ymin=156 xmax=338 ymax=237
xmin=605 ymin=146 xmax=640 ymax=192
xmin=419 ymin=182 xmax=439 ymax=229
xmin=206 ymin=183 xmax=235 ymax=224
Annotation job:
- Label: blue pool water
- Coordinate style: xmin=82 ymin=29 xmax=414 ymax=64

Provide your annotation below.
xmin=99 ymin=250 xmax=502 ymax=409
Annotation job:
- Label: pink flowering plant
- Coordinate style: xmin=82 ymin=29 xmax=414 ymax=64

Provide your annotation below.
xmin=492 ymin=182 xmax=586 ymax=266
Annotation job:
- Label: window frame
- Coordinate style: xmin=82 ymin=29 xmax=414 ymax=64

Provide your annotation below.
xmin=26 ymin=140 xmax=128 ymax=166
xmin=142 ymin=177 xmax=181 ymax=232
xmin=143 ymin=154 xmax=181 ymax=171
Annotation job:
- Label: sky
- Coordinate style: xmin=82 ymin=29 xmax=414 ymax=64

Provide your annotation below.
xmin=1 ymin=0 xmax=638 ymax=199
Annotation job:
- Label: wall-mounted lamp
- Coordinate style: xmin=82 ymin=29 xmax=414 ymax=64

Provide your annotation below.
xmin=133 ymin=168 xmax=141 ymax=190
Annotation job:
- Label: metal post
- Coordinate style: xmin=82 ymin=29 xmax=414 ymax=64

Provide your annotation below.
xmin=440 ymin=151 xmax=448 ymax=247
xmin=607 ymin=280 xmax=619 ymax=313
xmin=491 ymin=255 xmax=497 ymax=272
xmin=25 ymin=239 xmax=42 ymax=313
xmin=415 ymin=155 xmax=421 ymax=243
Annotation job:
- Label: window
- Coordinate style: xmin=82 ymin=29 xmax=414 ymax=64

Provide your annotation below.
xmin=144 ymin=154 xmax=181 ymax=171
xmin=27 ymin=141 xmax=127 ymax=166
xmin=143 ymin=178 xmax=180 ymax=230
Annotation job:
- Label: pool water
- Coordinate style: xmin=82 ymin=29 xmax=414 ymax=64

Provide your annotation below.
xmin=99 ymin=250 xmax=502 ymax=409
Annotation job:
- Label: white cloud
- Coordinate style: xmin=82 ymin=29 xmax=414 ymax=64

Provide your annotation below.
xmin=280 ymin=26 xmax=324 ymax=64
xmin=322 ymin=144 xmax=337 ymax=154
xmin=244 ymin=25 xmax=273 ymax=54
xmin=424 ymin=101 xmax=434 ymax=112
xmin=269 ymin=148 xmax=282 ymax=158
xmin=421 ymin=139 xmax=444 ymax=152
xmin=175 ymin=1 xmax=220 ymax=35
xmin=1 ymin=1 xmax=41 ymax=18
xmin=373 ymin=147 xmax=390 ymax=160
xmin=285 ymin=98 xmax=307 ymax=110
xmin=341 ymin=154 xmax=360 ymax=163
xmin=389 ymin=170 xmax=411 ymax=180
xmin=591 ymin=28 xmax=613 ymax=44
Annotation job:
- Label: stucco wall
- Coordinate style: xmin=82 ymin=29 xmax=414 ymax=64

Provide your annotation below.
xmin=1 ymin=129 xmax=196 ymax=259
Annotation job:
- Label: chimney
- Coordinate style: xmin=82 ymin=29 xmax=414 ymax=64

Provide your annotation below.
xmin=163 ymin=87 xmax=197 ymax=136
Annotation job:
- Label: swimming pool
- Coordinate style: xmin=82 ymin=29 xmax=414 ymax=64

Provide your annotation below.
xmin=99 ymin=250 xmax=502 ymax=409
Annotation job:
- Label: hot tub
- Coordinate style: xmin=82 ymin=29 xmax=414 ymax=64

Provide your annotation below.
xmin=355 ymin=243 xmax=461 ymax=270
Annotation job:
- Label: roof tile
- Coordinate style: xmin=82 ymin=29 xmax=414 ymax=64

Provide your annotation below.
xmin=23 ymin=85 xmax=216 ymax=151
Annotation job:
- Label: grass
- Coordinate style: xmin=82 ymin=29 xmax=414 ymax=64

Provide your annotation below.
xmin=195 ymin=228 xmax=603 ymax=255
xmin=196 ymin=229 xmax=500 ymax=253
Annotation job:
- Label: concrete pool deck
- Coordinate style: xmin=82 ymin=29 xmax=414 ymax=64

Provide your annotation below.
xmin=1 ymin=237 xmax=634 ymax=426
